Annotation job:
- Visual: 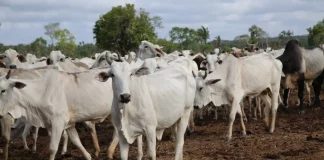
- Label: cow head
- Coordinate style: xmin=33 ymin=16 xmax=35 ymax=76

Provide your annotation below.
xmin=0 ymin=49 xmax=27 ymax=69
xmin=193 ymin=70 xmax=221 ymax=109
xmin=47 ymin=51 xmax=66 ymax=65
xmin=97 ymin=60 xmax=149 ymax=104
xmin=90 ymin=51 xmax=121 ymax=69
xmin=137 ymin=41 xmax=165 ymax=61
xmin=0 ymin=70 xmax=26 ymax=117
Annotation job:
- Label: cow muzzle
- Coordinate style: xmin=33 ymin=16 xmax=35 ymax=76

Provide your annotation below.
xmin=194 ymin=106 xmax=199 ymax=109
xmin=9 ymin=64 xmax=17 ymax=69
xmin=120 ymin=93 xmax=131 ymax=103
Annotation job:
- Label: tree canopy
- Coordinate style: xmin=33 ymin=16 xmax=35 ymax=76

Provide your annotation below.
xmin=307 ymin=18 xmax=324 ymax=47
xmin=93 ymin=4 xmax=162 ymax=55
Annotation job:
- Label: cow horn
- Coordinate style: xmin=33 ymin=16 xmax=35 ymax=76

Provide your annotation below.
xmin=105 ymin=52 xmax=113 ymax=65
xmin=117 ymin=53 xmax=124 ymax=62
xmin=203 ymin=70 xmax=208 ymax=80
xmin=126 ymin=52 xmax=132 ymax=64
xmin=5 ymin=69 xmax=11 ymax=79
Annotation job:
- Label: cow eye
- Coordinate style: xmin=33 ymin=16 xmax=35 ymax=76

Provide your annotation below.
xmin=130 ymin=73 xmax=133 ymax=76
xmin=1 ymin=90 xmax=5 ymax=93
xmin=144 ymin=46 xmax=149 ymax=49
xmin=199 ymin=87 xmax=203 ymax=91
xmin=110 ymin=73 xmax=114 ymax=77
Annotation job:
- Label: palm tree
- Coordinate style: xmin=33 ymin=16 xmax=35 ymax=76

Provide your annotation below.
xmin=197 ymin=26 xmax=209 ymax=44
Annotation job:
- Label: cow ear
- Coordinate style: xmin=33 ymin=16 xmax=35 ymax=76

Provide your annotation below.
xmin=135 ymin=67 xmax=150 ymax=76
xmin=200 ymin=60 xmax=207 ymax=70
xmin=46 ymin=58 xmax=53 ymax=65
xmin=205 ymin=79 xmax=221 ymax=85
xmin=97 ymin=72 xmax=111 ymax=82
xmin=17 ymin=54 xmax=27 ymax=62
xmin=12 ymin=81 xmax=26 ymax=89
xmin=155 ymin=48 xmax=163 ymax=54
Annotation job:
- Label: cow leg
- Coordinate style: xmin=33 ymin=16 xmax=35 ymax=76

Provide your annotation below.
xmin=240 ymin=100 xmax=247 ymax=122
xmin=269 ymin=89 xmax=280 ymax=133
xmin=259 ymin=94 xmax=271 ymax=131
xmin=60 ymin=130 xmax=68 ymax=155
xmin=257 ymin=97 xmax=262 ymax=118
xmin=84 ymin=121 xmax=100 ymax=157
xmin=227 ymin=99 xmax=240 ymax=141
xmin=199 ymin=108 xmax=203 ymax=119
xmin=136 ymin=135 xmax=143 ymax=160
xmin=170 ymin=124 xmax=177 ymax=142
xmin=305 ymin=82 xmax=311 ymax=105
xmin=312 ymin=73 xmax=324 ymax=107
xmin=118 ymin=130 xmax=130 ymax=160
xmin=146 ymin=126 xmax=157 ymax=160
xmin=223 ymin=105 xmax=228 ymax=120
xmin=22 ymin=123 xmax=32 ymax=150
xmin=65 ymin=126 xmax=91 ymax=160
xmin=297 ymin=74 xmax=305 ymax=113
xmin=1 ymin=114 xmax=13 ymax=160
xmin=107 ymin=129 xmax=119 ymax=159
xmin=214 ymin=106 xmax=218 ymax=120
xmin=282 ymin=88 xmax=290 ymax=108
xmin=237 ymin=103 xmax=247 ymax=137
xmin=32 ymin=127 xmax=39 ymax=152
xmin=187 ymin=110 xmax=195 ymax=133
xmin=175 ymin=108 xmax=192 ymax=160
xmin=48 ymin=122 xmax=64 ymax=160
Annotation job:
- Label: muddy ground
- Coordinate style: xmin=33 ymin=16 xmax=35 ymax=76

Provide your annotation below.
xmin=2 ymin=91 xmax=324 ymax=160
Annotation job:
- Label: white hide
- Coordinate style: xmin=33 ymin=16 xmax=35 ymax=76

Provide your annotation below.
xmin=104 ymin=60 xmax=195 ymax=159
xmin=194 ymin=53 xmax=282 ymax=140
xmin=1 ymin=68 xmax=114 ymax=160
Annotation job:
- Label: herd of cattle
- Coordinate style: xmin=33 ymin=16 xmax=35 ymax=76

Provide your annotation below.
xmin=0 ymin=40 xmax=324 ymax=160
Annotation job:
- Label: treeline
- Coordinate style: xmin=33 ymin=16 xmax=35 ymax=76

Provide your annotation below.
xmin=0 ymin=4 xmax=323 ymax=58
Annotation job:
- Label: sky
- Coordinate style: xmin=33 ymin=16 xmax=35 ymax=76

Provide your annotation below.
xmin=0 ymin=0 xmax=323 ymax=45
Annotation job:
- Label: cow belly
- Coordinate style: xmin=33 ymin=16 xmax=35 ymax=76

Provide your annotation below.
xmin=68 ymin=104 xmax=110 ymax=124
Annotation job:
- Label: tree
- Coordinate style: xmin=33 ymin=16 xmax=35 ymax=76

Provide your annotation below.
xmin=215 ymin=36 xmax=221 ymax=48
xmin=196 ymin=26 xmax=209 ymax=44
xmin=54 ymin=29 xmax=77 ymax=57
xmin=30 ymin=37 xmax=47 ymax=57
xmin=93 ymin=4 xmax=162 ymax=55
xmin=248 ymin=25 xmax=266 ymax=44
xmin=307 ymin=18 xmax=324 ymax=47
xmin=44 ymin=22 xmax=60 ymax=47
xmin=279 ymin=30 xmax=294 ymax=47
xmin=169 ymin=27 xmax=197 ymax=49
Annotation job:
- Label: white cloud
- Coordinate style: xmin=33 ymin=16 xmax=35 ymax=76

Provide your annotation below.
xmin=0 ymin=0 xmax=323 ymax=45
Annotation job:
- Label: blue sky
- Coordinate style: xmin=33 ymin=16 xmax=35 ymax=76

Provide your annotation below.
xmin=0 ymin=0 xmax=323 ymax=45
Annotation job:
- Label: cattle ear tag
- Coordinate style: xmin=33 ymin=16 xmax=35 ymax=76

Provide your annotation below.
xmin=205 ymin=79 xmax=221 ymax=85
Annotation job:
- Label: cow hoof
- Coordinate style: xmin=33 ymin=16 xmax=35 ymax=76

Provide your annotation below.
xmin=241 ymin=131 xmax=247 ymax=137
xmin=213 ymin=117 xmax=218 ymax=120
xmin=252 ymin=118 xmax=257 ymax=121
xmin=226 ymin=136 xmax=232 ymax=142
xmin=170 ymin=137 xmax=176 ymax=142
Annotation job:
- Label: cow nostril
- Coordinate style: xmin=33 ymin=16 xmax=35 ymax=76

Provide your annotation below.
xmin=209 ymin=71 xmax=213 ymax=74
xmin=120 ymin=94 xmax=131 ymax=103
xmin=10 ymin=65 xmax=17 ymax=69
xmin=194 ymin=106 xmax=199 ymax=109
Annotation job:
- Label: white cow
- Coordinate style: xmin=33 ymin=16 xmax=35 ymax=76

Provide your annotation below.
xmin=137 ymin=41 xmax=166 ymax=60
xmin=0 ymin=68 xmax=114 ymax=160
xmin=97 ymin=58 xmax=196 ymax=160
xmin=90 ymin=51 xmax=120 ymax=69
xmin=0 ymin=49 xmax=46 ymax=69
xmin=26 ymin=53 xmax=37 ymax=64
xmin=194 ymin=53 xmax=282 ymax=141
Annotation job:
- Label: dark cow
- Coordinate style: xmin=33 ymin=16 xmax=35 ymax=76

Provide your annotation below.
xmin=277 ymin=40 xmax=324 ymax=113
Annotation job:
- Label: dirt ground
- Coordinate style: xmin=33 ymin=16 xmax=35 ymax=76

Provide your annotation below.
xmin=2 ymin=91 xmax=324 ymax=160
